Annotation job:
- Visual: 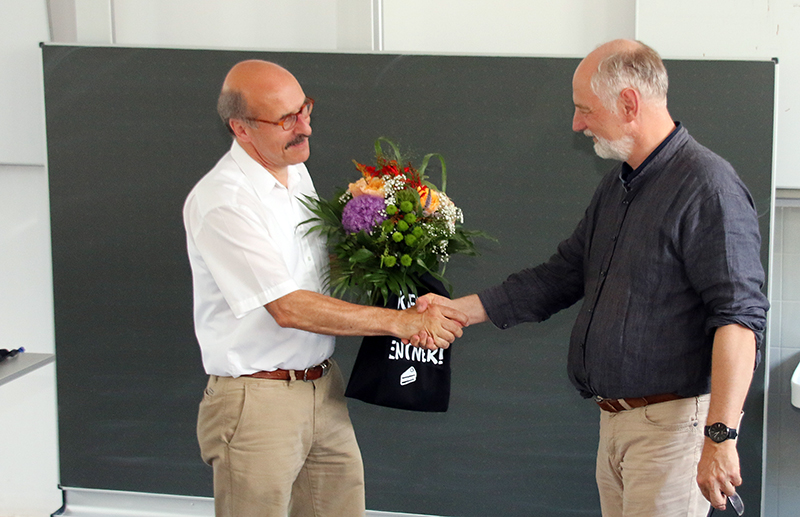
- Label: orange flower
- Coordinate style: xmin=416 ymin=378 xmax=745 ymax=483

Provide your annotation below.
xmin=349 ymin=177 xmax=385 ymax=197
xmin=418 ymin=186 xmax=439 ymax=214
xmin=354 ymin=161 xmax=379 ymax=178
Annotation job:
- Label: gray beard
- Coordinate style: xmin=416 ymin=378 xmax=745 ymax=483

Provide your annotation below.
xmin=585 ymin=131 xmax=634 ymax=162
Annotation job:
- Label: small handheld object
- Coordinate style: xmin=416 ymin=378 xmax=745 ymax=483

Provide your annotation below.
xmin=728 ymin=492 xmax=744 ymax=516
xmin=0 ymin=347 xmax=25 ymax=363
xmin=707 ymin=492 xmax=744 ymax=516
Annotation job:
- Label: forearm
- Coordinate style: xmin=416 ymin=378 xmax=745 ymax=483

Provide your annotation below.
xmin=266 ymin=290 xmax=409 ymax=337
xmin=706 ymin=323 xmax=756 ymax=428
xmin=696 ymin=322 xmax=757 ymax=508
xmin=265 ymin=289 xmax=465 ymax=346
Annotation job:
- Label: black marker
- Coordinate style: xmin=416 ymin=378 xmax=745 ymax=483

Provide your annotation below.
xmin=0 ymin=347 xmax=25 ymax=363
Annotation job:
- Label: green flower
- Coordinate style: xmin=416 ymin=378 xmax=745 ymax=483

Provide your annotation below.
xmin=299 ymin=137 xmax=491 ymax=307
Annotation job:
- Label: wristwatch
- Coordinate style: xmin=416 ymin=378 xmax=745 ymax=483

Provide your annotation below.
xmin=704 ymin=422 xmax=738 ymax=443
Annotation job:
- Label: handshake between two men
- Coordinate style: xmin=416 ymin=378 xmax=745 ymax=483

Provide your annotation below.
xmin=404 ymin=292 xmax=488 ymax=350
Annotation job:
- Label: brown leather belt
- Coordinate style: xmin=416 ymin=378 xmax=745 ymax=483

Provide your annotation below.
xmin=595 ymin=393 xmax=683 ymax=413
xmin=243 ymin=360 xmax=331 ymax=382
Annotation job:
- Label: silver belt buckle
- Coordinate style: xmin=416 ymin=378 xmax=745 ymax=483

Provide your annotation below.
xmin=302 ymin=359 xmax=330 ymax=382
xmin=595 ymin=395 xmax=610 ymax=406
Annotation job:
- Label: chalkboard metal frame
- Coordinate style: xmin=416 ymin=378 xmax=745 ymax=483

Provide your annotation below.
xmin=43 ymin=44 xmax=774 ymax=517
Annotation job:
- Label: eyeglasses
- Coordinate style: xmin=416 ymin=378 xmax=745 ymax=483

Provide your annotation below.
xmin=247 ymin=97 xmax=314 ymax=131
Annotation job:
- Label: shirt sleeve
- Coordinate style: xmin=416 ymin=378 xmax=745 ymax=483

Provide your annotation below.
xmin=191 ymin=203 xmax=299 ymax=318
xmin=679 ymin=187 xmax=769 ymax=346
xmin=479 ymin=213 xmax=587 ymax=329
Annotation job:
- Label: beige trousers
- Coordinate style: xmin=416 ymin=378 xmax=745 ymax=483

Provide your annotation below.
xmin=197 ymin=360 xmax=365 ymax=517
xmin=596 ymin=394 xmax=711 ymax=517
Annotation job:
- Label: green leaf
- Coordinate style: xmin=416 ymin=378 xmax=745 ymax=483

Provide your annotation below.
xmin=419 ymin=153 xmax=447 ymax=193
xmin=386 ymin=276 xmax=401 ymax=297
xmin=379 ymin=285 xmax=389 ymax=306
xmin=375 ymin=137 xmax=403 ymax=163
xmin=350 ymin=248 xmax=374 ymax=263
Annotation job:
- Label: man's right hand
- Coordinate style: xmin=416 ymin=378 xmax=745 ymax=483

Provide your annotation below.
xmin=398 ymin=301 xmax=467 ymax=350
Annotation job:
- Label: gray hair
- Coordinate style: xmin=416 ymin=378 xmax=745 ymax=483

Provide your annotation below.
xmin=590 ymin=41 xmax=668 ymax=112
xmin=217 ymin=89 xmax=257 ymax=135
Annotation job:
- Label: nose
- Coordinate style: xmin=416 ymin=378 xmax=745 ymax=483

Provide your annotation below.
xmin=295 ymin=112 xmax=312 ymax=136
xmin=572 ymin=109 xmax=586 ymax=133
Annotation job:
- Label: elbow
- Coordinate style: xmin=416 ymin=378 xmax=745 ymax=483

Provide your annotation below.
xmin=265 ymin=298 xmax=297 ymax=328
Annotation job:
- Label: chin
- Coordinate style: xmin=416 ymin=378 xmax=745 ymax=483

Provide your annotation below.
xmin=288 ymin=146 xmax=310 ymax=163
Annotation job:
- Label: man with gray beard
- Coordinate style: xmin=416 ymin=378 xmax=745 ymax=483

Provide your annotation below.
xmin=416 ymin=39 xmax=768 ymax=517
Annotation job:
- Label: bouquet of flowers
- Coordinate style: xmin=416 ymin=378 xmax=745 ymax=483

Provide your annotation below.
xmin=302 ymin=137 xmax=487 ymax=306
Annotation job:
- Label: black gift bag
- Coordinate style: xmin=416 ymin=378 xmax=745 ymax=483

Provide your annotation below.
xmin=345 ymin=275 xmax=451 ymax=412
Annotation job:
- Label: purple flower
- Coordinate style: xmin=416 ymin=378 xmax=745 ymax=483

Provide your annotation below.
xmin=342 ymin=195 xmax=386 ymax=234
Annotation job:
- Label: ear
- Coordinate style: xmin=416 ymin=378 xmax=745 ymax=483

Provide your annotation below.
xmin=229 ymin=119 xmax=253 ymax=142
xmin=618 ymin=88 xmax=640 ymax=121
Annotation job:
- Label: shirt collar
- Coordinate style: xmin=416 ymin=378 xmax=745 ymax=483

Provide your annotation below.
xmin=229 ymin=140 xmax=303 ymax=198
xmin=620 ymin=121 xmax=682 ymax=187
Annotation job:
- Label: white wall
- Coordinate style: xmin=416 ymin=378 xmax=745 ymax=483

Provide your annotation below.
xmin=0 ymin=0 xmax=47 ymax=165
xmin=381 ymin=0 xmax=634 ymax=55
xmin=112 ymin=0 xmax=338 ymax=50
xmin=2 ymin=1 xmax=800 ymax=516
xmin=0 ymin=164 xmax=60 ymax=517
xmin=636 ymin=0 xmax=800 ymax=189
xmin=767 ymin=204 xmax=800 ymax=516
xmin=0 ymin=1 xmax=61 ymax=515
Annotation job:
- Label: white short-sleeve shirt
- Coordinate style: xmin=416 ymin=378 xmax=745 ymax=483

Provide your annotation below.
xmin=183 ymin=141 xmax=334 ymax=377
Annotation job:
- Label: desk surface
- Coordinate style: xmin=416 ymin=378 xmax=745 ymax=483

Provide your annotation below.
xmin=0 ymin=352 xmax=55 ymax=387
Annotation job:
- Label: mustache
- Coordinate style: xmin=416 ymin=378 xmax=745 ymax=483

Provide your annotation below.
xmin=285 ymin=134 xmax=309 ymax=149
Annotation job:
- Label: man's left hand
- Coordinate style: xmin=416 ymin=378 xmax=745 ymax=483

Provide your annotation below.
xmin=696 ymin=440 xmax=741 ymax=511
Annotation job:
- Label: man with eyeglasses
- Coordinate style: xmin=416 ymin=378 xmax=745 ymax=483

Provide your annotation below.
xmin=415 ymin=40 xmax=767 ymax=516
xmin=183 ymin=60 xmax=467 ymax=517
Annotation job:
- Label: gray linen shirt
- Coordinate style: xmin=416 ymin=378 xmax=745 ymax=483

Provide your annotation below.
xmin=479 ymin=126 xmax=769 ymax=399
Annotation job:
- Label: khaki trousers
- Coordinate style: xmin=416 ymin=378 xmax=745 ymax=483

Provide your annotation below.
xmin=596 ymin=394 xmax=711 ymax=517
xmin=197 ymin=360 xmax=365 ymax=517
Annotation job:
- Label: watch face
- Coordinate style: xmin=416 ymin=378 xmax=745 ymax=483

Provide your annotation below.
xmin=708 ymin=422 xmax=729 ymax=442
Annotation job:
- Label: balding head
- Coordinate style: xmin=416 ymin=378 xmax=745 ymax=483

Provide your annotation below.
xmin=572 ymin=40 xmax=675 ymax=169
xmin=576 ymin=39 xmax=668 ymax=112
xmin=217 ymin=60 xmax=301 ymax=134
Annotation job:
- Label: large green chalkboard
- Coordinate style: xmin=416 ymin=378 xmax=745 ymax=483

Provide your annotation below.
xmin=43 ymin=44 xmax=774 ymax=516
